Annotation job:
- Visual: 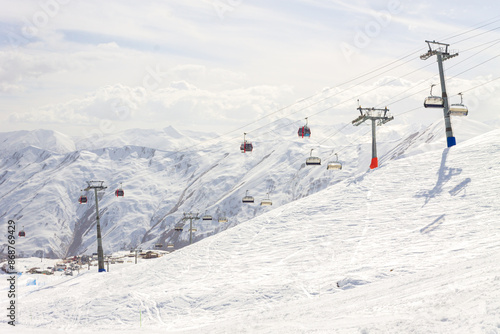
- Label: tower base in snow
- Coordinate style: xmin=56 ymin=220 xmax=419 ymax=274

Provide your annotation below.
xmin=447 ymin=136 xmax=456 ymax=148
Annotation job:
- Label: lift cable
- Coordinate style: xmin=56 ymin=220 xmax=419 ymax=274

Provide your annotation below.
xmin=443 ymin=16 xmax=500 ymax=41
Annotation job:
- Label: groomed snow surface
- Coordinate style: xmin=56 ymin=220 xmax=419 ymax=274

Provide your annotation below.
xmin=2 ymin=128 xmax=500 ymax=333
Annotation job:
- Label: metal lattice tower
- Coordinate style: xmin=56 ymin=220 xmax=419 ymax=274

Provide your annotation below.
xmin=84 ymin=181 xmax=107 ymax=272
xmin=421 ymin=40 xmax=459 ymax=148
xmin=352 ymin=106 xmax=394 ymax=169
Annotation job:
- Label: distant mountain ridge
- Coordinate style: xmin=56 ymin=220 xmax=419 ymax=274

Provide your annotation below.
xmin=0 ymin=118 xmax=493 ymax=258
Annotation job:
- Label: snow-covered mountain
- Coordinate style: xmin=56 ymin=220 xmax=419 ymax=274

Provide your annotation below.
xmin=0 ymin=118 xmax=493 ymax=259
xmin=0 ymin=129 xmax=76 ymax=155
xmin=2 ymin=120 xmax=499 ymax=333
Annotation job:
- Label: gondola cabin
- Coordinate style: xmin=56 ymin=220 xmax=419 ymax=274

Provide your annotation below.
xmin=115 ymin=182 xmax=124 ymax=197
xmin=18 ymin=228 xmax=25 ymax=237
xmin=306 ymin=149 xmax=321 ymax=166
xmin=298 ymin=126 xmax=311 ymax=138
xmin=240 ymin=142 xmax=253 ymax=153
xmin=240 ymin=132 xmax=253 ymax=153
xmin=298 ymin=117 xmax=311 ymax=138
xmin=79 ymin=196 xmax=88 ymax=204
xmin=242 ymin=190 xmax=255 ymax=203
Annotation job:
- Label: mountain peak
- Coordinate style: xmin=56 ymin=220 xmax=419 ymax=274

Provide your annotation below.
xmin=162 ymin=125 xmax=184 ymax=138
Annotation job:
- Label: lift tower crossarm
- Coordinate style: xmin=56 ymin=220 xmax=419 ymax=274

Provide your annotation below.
xmin=352 ymin=107 xmax=394 ymax=126
xmin=420 ymin=40 xmax=458 ymax=61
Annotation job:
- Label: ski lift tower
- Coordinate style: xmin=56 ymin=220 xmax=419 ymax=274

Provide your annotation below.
xmin=352 ymin=106 xmax=394 ymax=169
xmin=182 ymin=212 xmax=200 ymax=245
xmin=420 ymin=40 xmax=459 ymax=148
xmin=84 ymin=181 xmax=107 ymax=272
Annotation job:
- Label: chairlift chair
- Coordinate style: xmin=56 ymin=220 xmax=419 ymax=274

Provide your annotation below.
xmin=424 ymin=84 xmax=444 ymax=108
xmin=154 ymin=243 xmax=163 ymax=248
xmin=242 ymin=190 xmax=255 ymax=203
xmin=298 ymin=117 xmax=311 ymax=138
xmin=174 ymin=224 xmax=184 ymax=231
xmin=327 ymin=153 xmax=343 ymax=170
xmin=240 ymin=132 xmax=253 ymax=153
xmin=115 ymin=182 xmax=124 ymax=197
xmin=306 ymin=149 xmax=321 ymax=166
xmin=449 ymin=92 xmax=468 ymax=116
xmin=218 ymin=212 xmax=228 ymax=223
xmin=167 ymin=243 xmax=174 ymax=248
xmin=202 ymin=211 xmax=213 ymax=221
xmin=260 ymin=193 xmax=272 ymax=206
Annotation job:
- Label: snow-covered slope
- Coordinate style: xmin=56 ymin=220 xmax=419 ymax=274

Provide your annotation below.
xmin=0 ymin=118 xmax=492 ymax=259
xmin=2 ymin=126 xmax=499 ymax=333
xmin=380 ymin=117 xmax=493 ymax=164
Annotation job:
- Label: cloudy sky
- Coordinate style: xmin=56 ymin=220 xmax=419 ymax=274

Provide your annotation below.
xmin=1 ymin=0 xmax=499 ymax=137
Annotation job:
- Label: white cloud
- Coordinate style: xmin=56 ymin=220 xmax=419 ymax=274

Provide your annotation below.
xmin=0 ymin=50 xmax=81 ymax=92
xmin=7 ymin=81 xmax=295 ymax=133
xmin=97 ymin=42 xmax=120 ymax=50
xmin=1 ymin=0 xmax=499 ymax=136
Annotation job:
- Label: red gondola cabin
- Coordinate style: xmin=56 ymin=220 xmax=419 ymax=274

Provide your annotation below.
xmin=298 ymin=117 xmax=311 ymax=138
xmin=240 ymin=132 xmax=253 ymax=153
